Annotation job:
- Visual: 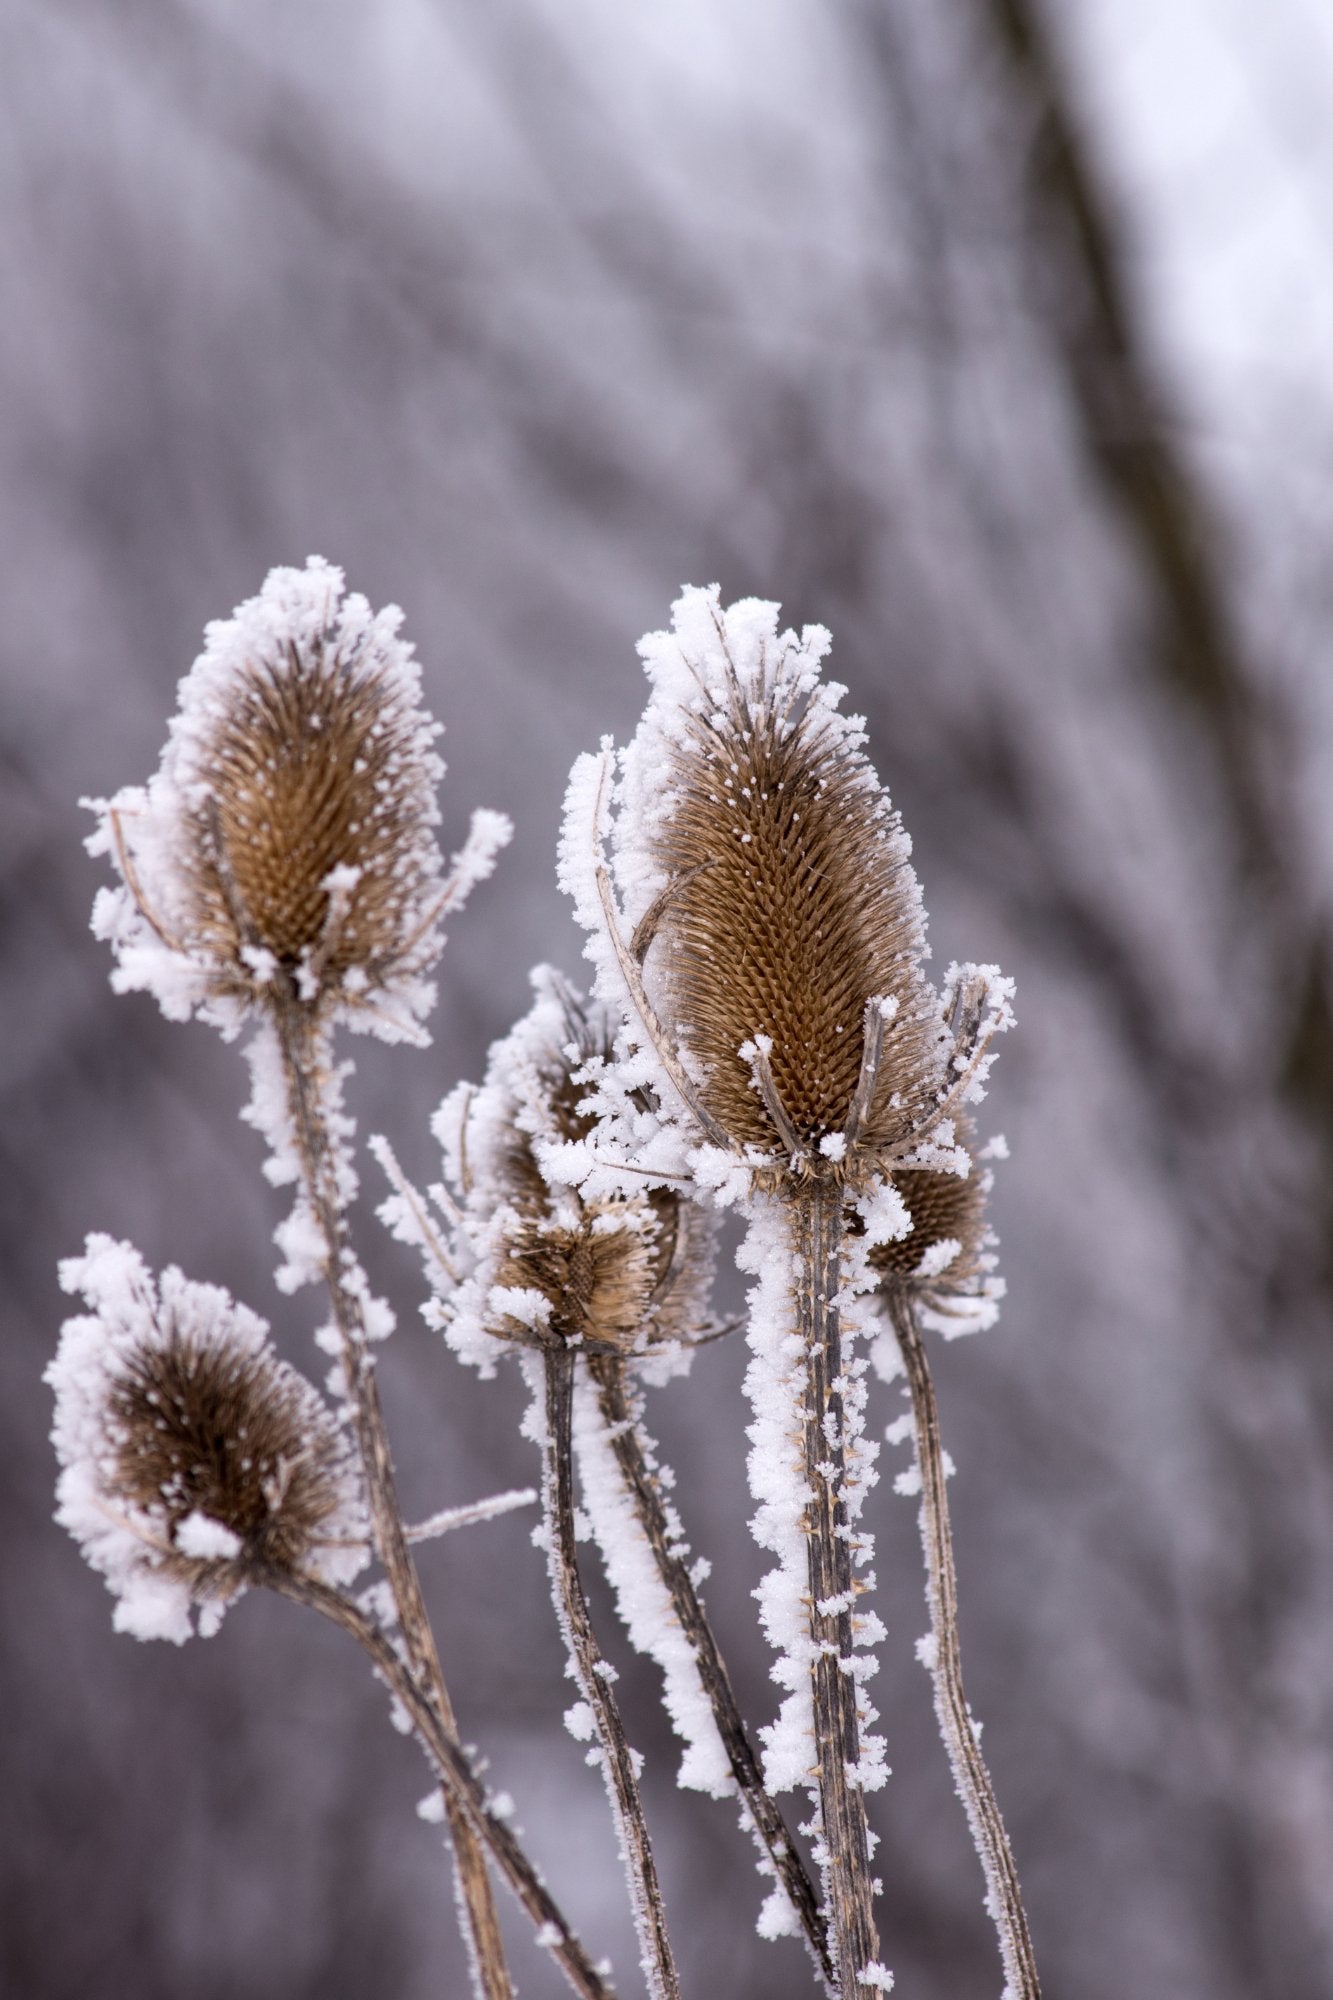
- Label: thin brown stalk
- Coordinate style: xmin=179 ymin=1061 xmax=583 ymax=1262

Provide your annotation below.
xmin=273 ymin=999 xmax=513 ymax=2000
xmin=795 ymin=1184 xmax=882 ymax=1995
xmin=886 ymin=1286 xmax=1041 ymax=1999
xmin=265 ymin=1566 xmax=615 ymax=2000
xmin=541 ymin=1347 xmax=681 ymax=2000
xmin=588 ymin=1352 xmax=835 ymax=1994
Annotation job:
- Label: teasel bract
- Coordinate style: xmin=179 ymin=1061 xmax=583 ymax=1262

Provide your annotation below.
xmin=559 ymin=588 xmax=1018 ymax=1997
xmin=48 ymin=1235 xmax=365 ymax=1644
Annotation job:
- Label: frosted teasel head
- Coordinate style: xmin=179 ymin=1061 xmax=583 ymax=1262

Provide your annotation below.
xmin=561 ymin=587 xmax=1013 ymax=1203
xmin=415 ymin=970 xmax=714 ymax=1372
xmin=848 ymin=962 xmax=1012 ymax=1335
xmin=48 ymin=1236 xmax=366 ymax=1643
xmin=86 ymin=557 xmax=510 ymax=1043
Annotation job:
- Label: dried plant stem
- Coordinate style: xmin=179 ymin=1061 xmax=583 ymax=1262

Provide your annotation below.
xmin=274 ymin=1001 xmax=512 ymax=2000
xmin=267 ymin=1567 xmax=615 ymax=2000
xmin=794 ymin=1185 xmax=882 ymax=1996
xmin=887 ymin=1288 xmax=1041 ymax=2000
xmin=541 ymin=1348 xmax=681 ymax=2000
xmin=588 ymin=1352 xmax=835 ymax=1994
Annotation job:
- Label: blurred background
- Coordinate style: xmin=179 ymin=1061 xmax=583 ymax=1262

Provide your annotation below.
xmin=5 ymin=1 xmax=1333 ymax=1994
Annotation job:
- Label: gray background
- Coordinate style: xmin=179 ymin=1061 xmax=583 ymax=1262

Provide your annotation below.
xmin=5 ymin=2 xmax=1333 ymax=1995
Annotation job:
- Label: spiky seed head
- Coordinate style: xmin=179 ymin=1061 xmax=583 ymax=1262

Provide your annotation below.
xmin=872 ymin=1160 xmax=988 ymax=1283
xmin=489 ymin=1208 xmax=673 ymax=1355
xmin=602 ymin=589 xmax=949 ymax=1185
xmin=49 ymin=1237 xmax=365 ymax=1642
xmin=429 ymin=971 xmax=715 ymax=1367
xmin=87 ymin=559 xmax=508 ymax=1040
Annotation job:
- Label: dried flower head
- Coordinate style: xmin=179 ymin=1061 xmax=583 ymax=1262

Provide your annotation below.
xmin=49 ymin=1236 xmax=365 ymax=1642
xmin=562 ymin=588 xmax=966 ymax=1195
xmin=86 ymin=557 xmax=509 ymax=1042
xmin=403 ymin=971 xmax=713 ymax=1374
xmin=872 ymin=1158 xmax=987 ymax=1283
xmin=856 ymin=1103 xmax=1006 ymax=1337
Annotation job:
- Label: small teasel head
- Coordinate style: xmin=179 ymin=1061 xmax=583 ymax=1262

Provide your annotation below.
xmin=563 ymin=587 xmax=957 ymax=1193
xmin=86 ymin=557 xmax=509 ymax=1041
xmin=859 ymin=964 xmax=1014 ymax=1332
xmin=48 ymin=1236 xmax=365 ymax=1642
xmin=862 ymin=1123 xmax=1007 ymax=1336
xmin=418 ymin=970 xmax=714 ymax=1374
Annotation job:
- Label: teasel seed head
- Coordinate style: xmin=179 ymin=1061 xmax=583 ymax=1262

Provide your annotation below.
xmin=87 ymin=557 xmax=509 ymax=1042
xmin=872 ymin=1159 xmax=988 ymax=1283
xmin=420 ymin=970 xmax=715 ymax=1373
xmin=566 ymin=588 xmax=956 ymax=1195
xmin=49 ymin=1236 xmax=366 ymax=1642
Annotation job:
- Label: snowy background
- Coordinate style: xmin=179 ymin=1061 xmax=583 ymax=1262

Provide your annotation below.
xmin=5 ymin=2 xmax=1333 ymax=1995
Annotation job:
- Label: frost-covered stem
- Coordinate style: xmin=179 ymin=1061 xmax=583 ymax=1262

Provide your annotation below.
xmin=542 ymin=1348 xmax=680 ymax=2000
xmin=795 ymin=1184 xmax=882 ymax=1995
xmin=273 ymin=999 xmax=512 ymax=2000
xmin=887 ymin=1288 xmax=1041 ymax=2000
xmin=266 ymin=1566 xmax=615 ymax=2000
xmin=588 ymin=1352 xmax=834 ymax=1994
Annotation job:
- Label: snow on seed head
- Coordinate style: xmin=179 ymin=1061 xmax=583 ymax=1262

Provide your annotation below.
xmin=588 ymin=588 xmax=952 ymax=1189
xmin=86 ymin=558 xmax=504 ymax=1041
xmin=432 ymin=970 xmax=715 ymax=1366
xmin=48 ymin=1236 xmax=365 ymax=1642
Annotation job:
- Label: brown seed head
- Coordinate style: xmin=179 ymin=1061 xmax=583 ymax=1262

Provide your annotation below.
xmin=444 ymin=975 xmax=713 ymax=1360
xmin=88 ymin=561 xmax=483 ymax=1036
xmin=871 ymin=1157 xmax=988 ymax=1285
xmin=621 ymin=594 xmax=948 ymax=1181
xmin=186 ymin=644 xmax=438 ymax=991
xmin=108 ymin=1323 xmax=358 ymax=1595
xmin=491 ymin=1208 xmax=671 ymax=1355
xmin=52 ymin=1239 xmax=365 ymax=1639
xmin=175 ymin=574 xmax=446 ymax=1011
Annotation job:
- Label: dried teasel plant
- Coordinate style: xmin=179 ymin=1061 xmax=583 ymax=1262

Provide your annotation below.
xmin=57 ymin=573 xmax=1038 ymax=2000
xmin=48 ymin=1245 xmax=613 ymax=2000
xmin=559 ymin=587 xmax=1024 ymax=1997
xmin=71 ymin=563 xmax=570 ymax=2000
xmin=383 ymin=968 xmax=837 ymax=1987
xmin=385 ymin=973 xmax=712 ymax=2000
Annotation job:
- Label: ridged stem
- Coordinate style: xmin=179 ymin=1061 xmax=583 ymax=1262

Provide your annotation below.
xmin=541 ymin=1348 xmax=680 ymax=2000
xmin=794 ymin=1184 xmax=882 ymax=1995
xmin=266 ymin=1566 xmax=614 ymax=2000
xmin=588 ymin=1352 xmax=834 ymax=1993
xmin=274 ymin=999 xmax=512 ymax=2000
xmin=887 ymin=1286 xmax=1041 ymax=1999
